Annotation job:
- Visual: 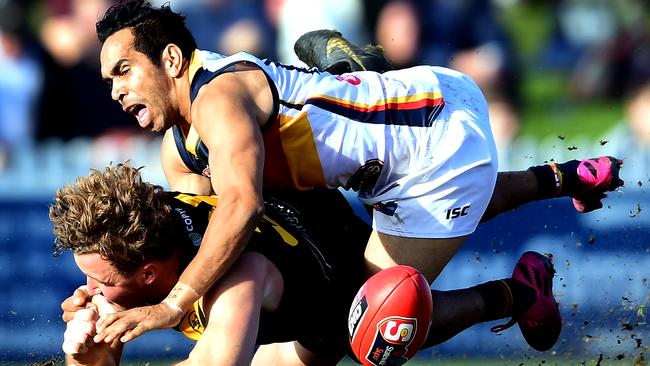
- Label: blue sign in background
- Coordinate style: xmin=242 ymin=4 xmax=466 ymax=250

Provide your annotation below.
xmin=0 ymin=188 xmax=647 ymax=363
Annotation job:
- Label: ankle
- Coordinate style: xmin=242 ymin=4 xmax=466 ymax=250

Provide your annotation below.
xmin=505 ymin=278 xmax=537 ymax=319
xmin=473 ymin=280 xmax=513 ymax=321
xmin=473 ymin=278 xmax=537 ymax=322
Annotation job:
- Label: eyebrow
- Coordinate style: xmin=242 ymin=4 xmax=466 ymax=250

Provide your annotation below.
xmin=83 ymin=269 xmax=115 ymax=285
xmin=102 ymin=58 xmax=128 ymax=84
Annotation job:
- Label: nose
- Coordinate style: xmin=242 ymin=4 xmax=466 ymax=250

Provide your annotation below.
xmin=111 ymin=80 xmax=127 ymax=103
xmin=87 ymin=277 xmax=101 ymax=294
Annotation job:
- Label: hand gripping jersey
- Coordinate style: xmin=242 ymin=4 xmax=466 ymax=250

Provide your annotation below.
xmin=168 ymin=188 xmax=370 ymax=354
xmin=174 ymin=50 xmax=498 ymax=238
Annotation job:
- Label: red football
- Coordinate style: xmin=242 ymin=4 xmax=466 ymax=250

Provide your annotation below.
xmin=348 ymin=265 xmax=433 ymax=366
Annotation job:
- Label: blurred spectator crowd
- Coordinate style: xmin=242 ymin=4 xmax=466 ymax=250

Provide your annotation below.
xmin=0 ymin=0 xmax=648 ymax=198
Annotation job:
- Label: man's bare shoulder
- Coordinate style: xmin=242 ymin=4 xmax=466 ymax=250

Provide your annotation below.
xmin=191 ymin=68 xmax=273 ymax=129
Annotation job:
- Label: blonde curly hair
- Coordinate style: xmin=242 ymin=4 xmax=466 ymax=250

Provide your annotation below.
xmin=50 ymin=162 xmax=176 ymax=275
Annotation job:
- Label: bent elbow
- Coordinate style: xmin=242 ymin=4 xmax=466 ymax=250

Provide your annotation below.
xmin=251 ymin=198 xmax=264 ymax=221
xmin=238 ymin=194 xmax=264 ymax=222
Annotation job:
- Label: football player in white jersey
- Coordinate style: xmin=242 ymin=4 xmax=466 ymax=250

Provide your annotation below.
xmin=91 ymin=0 xmax=624 ymax=356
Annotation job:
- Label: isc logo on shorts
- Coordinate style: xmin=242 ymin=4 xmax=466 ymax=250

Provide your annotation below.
xmin=378 ymin=317 xmax=416 ymax=345
xmin=445 ymin=204 xmax=470 ymax=219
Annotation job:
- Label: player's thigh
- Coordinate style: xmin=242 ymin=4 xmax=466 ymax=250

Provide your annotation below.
xmin=252 ymin=343 xmax=299 ymax=366
xmin=364 ymin=230 xmax=468 ymax=283
xmin=252 ymin=342 xmax=342 ymax=366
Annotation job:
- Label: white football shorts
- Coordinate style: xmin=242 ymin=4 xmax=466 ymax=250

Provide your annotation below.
xmin=359 ymin=67 xmax=498 ymax=238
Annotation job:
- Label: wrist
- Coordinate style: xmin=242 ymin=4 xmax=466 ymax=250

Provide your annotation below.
xmin=162 ymin=299 xmax=184 ymax=315
xmin=528 ymin=164 xmax=561 ymax=199
xmin=163 ymin=282 xmax=201 ymax=312
xmin=528 ymin=160 xmax=579 ymax=199
xmin=555 ymin=160 xmax=579 ymax=196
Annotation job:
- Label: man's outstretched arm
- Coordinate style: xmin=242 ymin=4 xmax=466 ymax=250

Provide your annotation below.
xmin=482 ymin=169 xmax=539 ymax=223
xmin=482 ymin=156 xmax=624 ymax=222
xmin=95 ymin=70 xmax=267 ymax=345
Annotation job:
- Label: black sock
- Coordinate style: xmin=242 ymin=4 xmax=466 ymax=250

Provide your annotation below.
xmin=473 ymin=278 xmax=536 ymax=322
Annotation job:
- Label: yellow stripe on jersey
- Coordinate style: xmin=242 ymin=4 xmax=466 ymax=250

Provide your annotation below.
xmin=275 ymin=112 xmax=327 ymax=190
xmin=185 ymin=125 xmax=202 ymax=158
xmin=310 ymin=91 xmax=444 ymax=111
xmin=174 ymin=193 xmax=298 ymax=246
xmin=188 ymin=50 xmax=205 ymax=86
xmin=174 ymin=193 xmax=220 ymax=207
xmin=184 ymin=52 xmax=206 ymax=160
xmin=261 ymin=214 xmax=298 ymax=246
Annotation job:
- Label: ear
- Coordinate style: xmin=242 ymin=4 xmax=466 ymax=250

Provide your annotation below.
xmin=142 ymin=263 xmax=158 ymax=285
xmin=161 ymin=44 xmax=185 ymax=78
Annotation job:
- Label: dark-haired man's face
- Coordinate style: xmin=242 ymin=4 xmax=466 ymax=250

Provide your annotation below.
xmin=100 ymin=29 xmax=176 ymax=133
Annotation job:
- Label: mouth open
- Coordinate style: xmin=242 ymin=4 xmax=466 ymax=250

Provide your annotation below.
xmin=129 ymin=104 xmax=150 ymax=128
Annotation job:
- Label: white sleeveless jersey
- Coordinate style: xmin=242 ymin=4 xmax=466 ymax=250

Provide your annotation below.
xmin=182 ymin=50 xmax=498 ymax=238
xmin=187 ymin=50 xmax=444 ymax=192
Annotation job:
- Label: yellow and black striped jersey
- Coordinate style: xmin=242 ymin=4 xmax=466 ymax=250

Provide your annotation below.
xmin=167 ymin=188 xmax=370 ymax=352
